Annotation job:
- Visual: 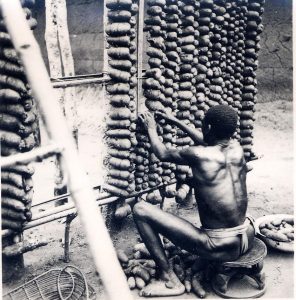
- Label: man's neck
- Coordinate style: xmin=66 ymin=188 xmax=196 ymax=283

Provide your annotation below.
xmin=211 ymin=138 xmax=231 ymax=147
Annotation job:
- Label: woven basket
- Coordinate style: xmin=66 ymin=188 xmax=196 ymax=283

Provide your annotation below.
xmin=3 ymin=265 xmax=96 ymax=300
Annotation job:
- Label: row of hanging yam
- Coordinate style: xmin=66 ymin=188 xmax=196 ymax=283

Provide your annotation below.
xmin=1 ymin=0 xmax=39 ymax=232
xmin=104 ymin=0 xmax=139 ymax=219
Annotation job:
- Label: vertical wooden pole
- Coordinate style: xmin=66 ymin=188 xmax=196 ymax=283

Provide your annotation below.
xmin=45 ymin=0 xmax=67 ymax=206
xmin=137 ymin=0 xmax=145 ymax=114
xmin=56 ymin=0 xmax=78 ymax=145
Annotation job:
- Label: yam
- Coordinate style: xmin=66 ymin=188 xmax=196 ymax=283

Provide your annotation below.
xmin=191 ymin=273 xmax=206 ymax=298
xmin=0 ymin=89 xmax=21 ymax=103
xmin=105 ymin=184 xmax=129 ymax=197
xmin=2 ymin=197 xmax=26 ymax=212
xmin=107 ymin=10 xmax=131 ymax=22
xmin=106 ymin=36 xmax=130 ymax=47
xmin=148 ymin=57 xmax=162 ymax=68
xmin=0 ymin=75 xmax=26 ymax=93
xmin=135 ymin=277 xmax=146 ymax=289
xmin=2 ymin=164 xmax=34 ymax=177
xmin=2 ymin=208 xmax=26 ymax=221
xmin=143 ymin=78 xmax=161 ymax=89
xmin=2 ymin=218 xmax=24 ymax=231
xmin=132 ymin=266 xmax=150 ymax=282
xmin=1 ymin=171 xmax=23 ymax=189
xmin=106 ymin=0 xmax=132 ymax=10
xmin=107 ymin=47 xmax=131 ymax=60
xmin=127 ymin=277 xmax=136 ymax=290
xmin=109 ymin=94 xmax=130 ymax=106
xmin=108 ymin=139 xmax=131 ymax=151
xmin=108 ymin=60 xmax=132 ymax=71
xmin=116 ymin=249 xmax=129 ymax=264
xmin=147 ymin=47 xmax=165 ymax=60
xmin=107 ymin=83 xmax=130 ymax=94
xmin=145 ymin=16 xmax=163 ymax=26
xmin=0 ymin=47 xmax=20 ymax=64
xmin=109 ymin=68 xmax=131 ymax=82
xmin=115 ymin=202 xmax=132 ymax=219
xmin=109 ymin=107 xmax=131 ymax=120
xmin=0 ymin=59 xmax=25 ymax=78
xmin=147 ymin=6 xmax=163 ymax=16
xmin=260 ymin=228 xmax=290 ymax=242
xmin=107 ymin=177 xmax=129 ymax=188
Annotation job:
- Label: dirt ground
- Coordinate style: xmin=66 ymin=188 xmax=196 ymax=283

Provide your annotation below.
xmin=2 ymin=100 xmax=294 ymax=299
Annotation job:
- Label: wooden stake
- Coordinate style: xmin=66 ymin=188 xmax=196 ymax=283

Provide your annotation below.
xmin=45 ymin=0 xmax=67 ymax=206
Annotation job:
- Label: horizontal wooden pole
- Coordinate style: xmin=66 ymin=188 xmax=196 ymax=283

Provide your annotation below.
xmin=52 ymin=75 xmax=110 ymax=88
xmin=1 ymin=144 xmax=63 ymax=167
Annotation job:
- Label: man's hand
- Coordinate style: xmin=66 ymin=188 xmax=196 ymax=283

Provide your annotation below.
xmin=155 ymin=110 xmax=179 ymax=125
xmin=139 ymin=112 xmax=157 ymax=131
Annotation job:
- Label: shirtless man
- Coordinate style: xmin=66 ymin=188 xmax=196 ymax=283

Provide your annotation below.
xmin=133 ymin=105 xmax=255 ymax=297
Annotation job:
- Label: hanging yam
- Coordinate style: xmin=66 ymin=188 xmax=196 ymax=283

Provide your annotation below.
xmin=109 ymin=68 xmax=131 ymax=82
xmin=108 ymin=139 xmax=132 ymax=151
xmin=106 ymin=129 xmax=131 ymax=138
xmin=107 ymin=83 xmax=130 ymax=94
xmin=0 ymin=48 xmax=20 ymax=64
xmin=2 ymin=197 xmax=26 ymax=212
xmin=147 ymin=6 xmax=163 ymax=16
xmin=107 ymin=47 xmax=131 ymax=60
xmin=0 ymin=59 xmax=25 ymax=78
xmin=2 ymin=208 xmax=26 ymax=222
xmin=106 ymin=36 xmax=131 ymax=47
xmin=109 ymin=107 xmax=131 ymax=120
xmin=107 ymin=10 xmax=131 ymax=22
xmin=109 ymin=169 xmax=133 ymax=182
xmin=0 ymin=89 xmax=21 ymax=103
xmin=143 ymin=78 xmax=161 ymax=89
xmin=0 ymin=130 xmax=22 ymax=147
xmin=0 ymin=74 xmax=27 ymax=93
xmin=0 ymin=103 xmax=27 ymax=120
xmin=106 ymin=0 xmax=132 ymax=9
xmin=109 ymin=94 xmax=130 ymax=106
xmin=108 ymin=59 xmax=132 ymax=71
xmin=145 ymin=100 xmax=164 ymax=111
xmin=107 ymin=177 xmax=130 ymax=189
xmin=2 ymin=218 xmax=24 ymax=231
xmin=1 ymin=171 xmax=24 ymax=189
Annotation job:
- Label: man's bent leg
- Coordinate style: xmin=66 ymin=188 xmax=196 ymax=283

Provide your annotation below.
xmin=133 ymin=201 xmax=211 ymax=297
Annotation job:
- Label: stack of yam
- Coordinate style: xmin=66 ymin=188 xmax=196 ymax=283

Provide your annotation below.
xmin=105 ymin=0 xmax=138 ymax=205
xmin=240 ymin=0 xmax=264 ymax=159
xmin=1 ymin=0 xmax=39 ymax=232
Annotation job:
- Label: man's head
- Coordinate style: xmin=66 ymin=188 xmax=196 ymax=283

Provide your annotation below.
xmin=202 ymin=105 xmax=238 ymax=142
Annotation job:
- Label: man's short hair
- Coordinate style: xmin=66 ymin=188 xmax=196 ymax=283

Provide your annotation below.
xmin=204 ymin=105 xmax=238 ymax=138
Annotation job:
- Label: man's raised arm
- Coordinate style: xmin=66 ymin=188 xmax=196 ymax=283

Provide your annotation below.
xmin=139 ymin=112 xmax=189 ymax=164
xmin=155 ymin=111 xmax=206 ymax=146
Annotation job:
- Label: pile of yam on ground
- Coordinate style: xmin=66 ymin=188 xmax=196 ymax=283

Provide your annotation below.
xmin=1 ymin=0 xmax=39 ymax=232
xmin=259 ymin=216 xmax=294 ymax=243
xmin=117 ymin=238 xmax=209 ymax=298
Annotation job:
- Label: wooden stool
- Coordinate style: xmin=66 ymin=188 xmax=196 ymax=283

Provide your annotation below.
xmin=211 ymin=237 xmax=267 ymax=298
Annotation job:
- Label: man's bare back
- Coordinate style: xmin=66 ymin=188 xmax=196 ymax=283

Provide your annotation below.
xmin=189 ymin=139 xmax=248 ymax=229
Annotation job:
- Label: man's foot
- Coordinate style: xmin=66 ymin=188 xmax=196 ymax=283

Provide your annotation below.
xmin=139 ymin=270 xmax=185 ymax=297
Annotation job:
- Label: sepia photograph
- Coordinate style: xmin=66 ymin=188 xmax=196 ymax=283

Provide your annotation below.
xmin=1 ymin=0 xmax=293 ymax=299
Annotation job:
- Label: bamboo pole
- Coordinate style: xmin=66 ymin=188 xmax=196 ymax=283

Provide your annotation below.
xmin=1 ymin=2 xmax=133 ymax=299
